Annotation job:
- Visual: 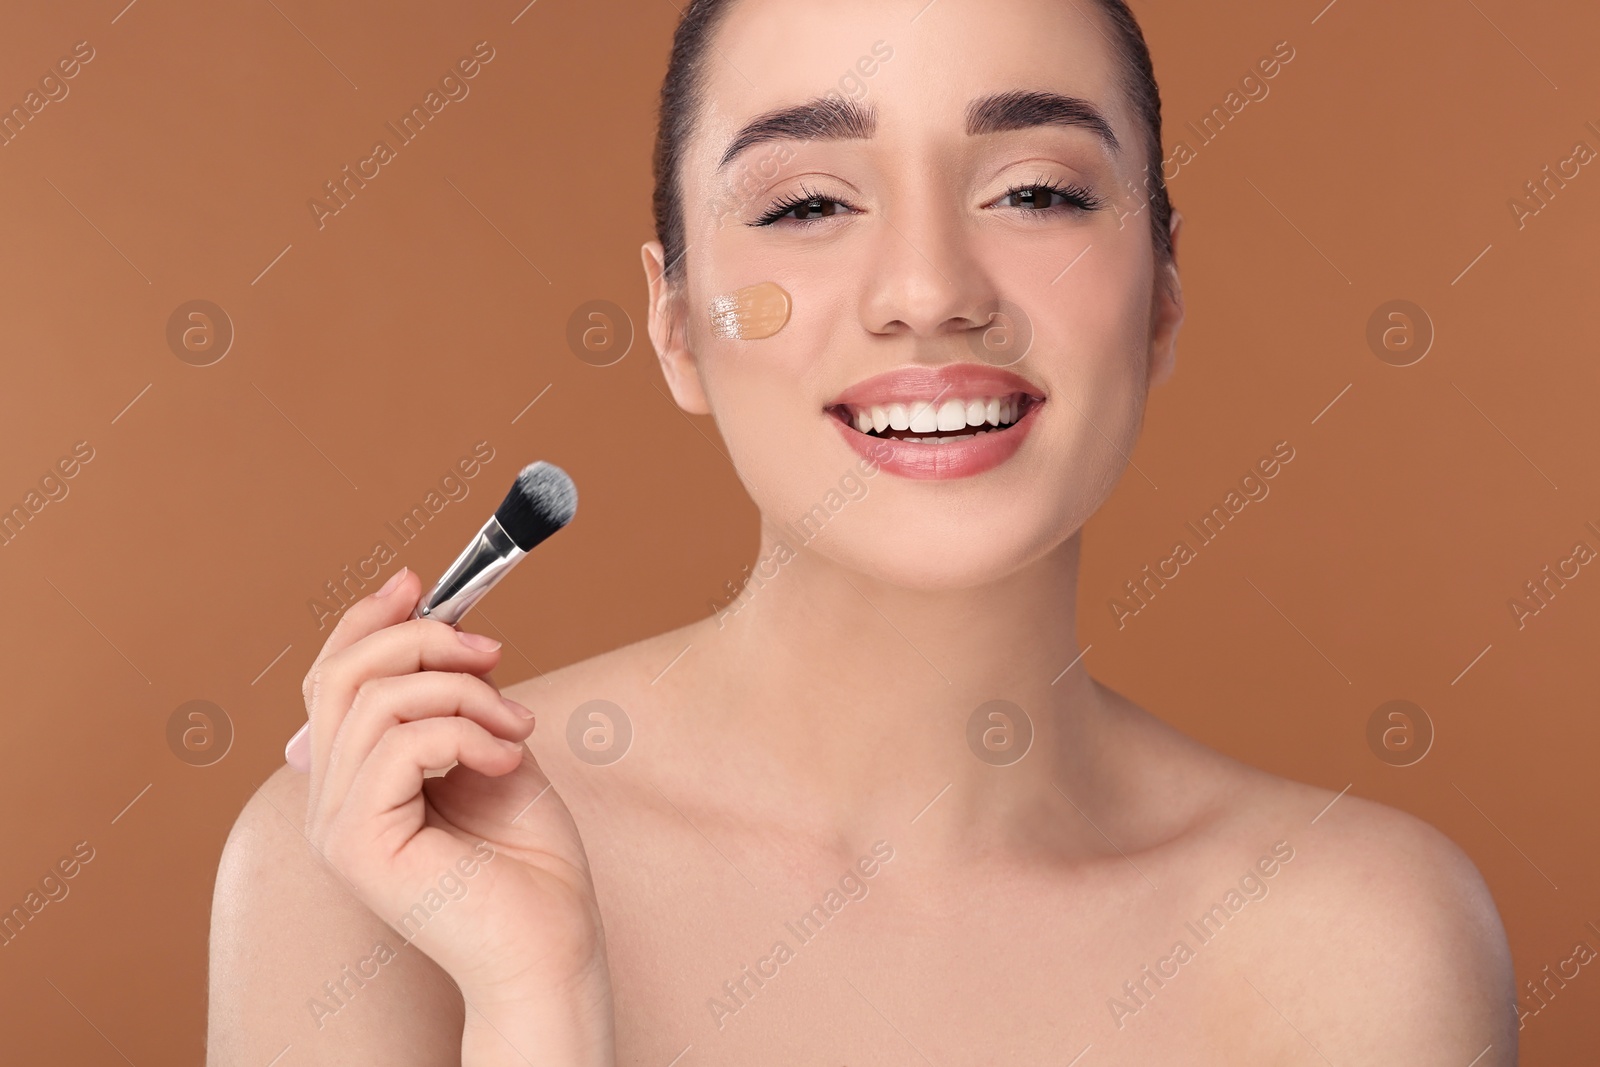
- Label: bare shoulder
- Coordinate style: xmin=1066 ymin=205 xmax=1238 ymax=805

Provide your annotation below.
xmin=501 ymin=619 xmax=701 ymax=710
xmin=1205 ymin=767 xmax=1516 ymax=1062
xmin=1100 ymin=691 xmax=1515 ymax=1060
xmin=500 ymin=619 xmax=706 ymax=787
xmin=1273 ymin=784 xmax=1512 ymax=1051
xmin=207 ymin=764 xmax=463 ymax=1064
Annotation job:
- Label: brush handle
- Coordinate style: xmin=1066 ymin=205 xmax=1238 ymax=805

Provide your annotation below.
xmin=409 ymin=514 xmax=527 ymax=627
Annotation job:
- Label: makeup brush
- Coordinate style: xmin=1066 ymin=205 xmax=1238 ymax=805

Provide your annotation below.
xmin=283 ymin=461 xmax=576 ymax=770
xmin=412 ymin=460 xmax=578 ymax=625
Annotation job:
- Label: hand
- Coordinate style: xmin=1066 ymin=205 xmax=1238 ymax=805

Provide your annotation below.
xmin=285 ymin=567 xmax=614 ymax=1064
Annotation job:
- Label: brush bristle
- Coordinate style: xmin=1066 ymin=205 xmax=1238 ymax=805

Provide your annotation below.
xmin=493 ymin=461 xmax=577 ymax=551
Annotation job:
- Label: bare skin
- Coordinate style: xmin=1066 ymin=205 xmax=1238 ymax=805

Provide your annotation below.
xmin=210 ymin=0 xmax=1516 ymax=1062
xmin=212 ymin=567 xmax=1514 ymax=1065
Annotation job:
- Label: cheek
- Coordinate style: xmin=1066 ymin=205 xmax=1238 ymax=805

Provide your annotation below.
xmin=695 ymin=297 xmax=828 ymax=445
xmin=975 ymin=226 xmax=1154 ymax=386
xmin=987 ymin=233 xmax=1154 ymax=511
xmin=1064 ymin=260 xmax=1154 ymax=372
xmin=1045 ymin=249 xmax=1154 ymax=430
xmin=693 ymin=290 xmax=865 ymax=515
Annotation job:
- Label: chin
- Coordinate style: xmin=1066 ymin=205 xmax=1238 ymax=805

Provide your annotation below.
xmin=725 ymin=377 xmax=1143 ymax=591
xmin=791 ymin=494 xmax=1091 ymax=592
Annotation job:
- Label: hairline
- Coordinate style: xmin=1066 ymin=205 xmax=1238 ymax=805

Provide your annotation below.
xmin=659 ymin=0 xmax=1170 ymax=287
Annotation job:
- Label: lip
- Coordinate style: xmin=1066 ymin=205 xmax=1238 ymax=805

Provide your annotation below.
xmin=827 ymin=363 xmax=1045 ymax=408
xmin=826 ymin=363 xmax=1046 ymax=481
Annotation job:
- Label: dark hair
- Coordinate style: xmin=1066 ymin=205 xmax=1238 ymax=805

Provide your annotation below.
xmin=651 ymin=0 xmax=1173 ymax=288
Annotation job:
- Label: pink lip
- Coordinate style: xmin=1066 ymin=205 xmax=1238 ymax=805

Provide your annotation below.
xmin=826 ymin=363 xmax=1046 ymax=481
xmin=827 ymin=363 xmax=1045 ymax=408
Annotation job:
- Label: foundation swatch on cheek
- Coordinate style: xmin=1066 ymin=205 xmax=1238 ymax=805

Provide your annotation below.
xmin=709 ymin=281 xmax=791 ymax=340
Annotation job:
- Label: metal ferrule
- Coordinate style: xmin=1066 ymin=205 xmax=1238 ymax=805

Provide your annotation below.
xmin=411 ymin=515 xmax=526 ymax=626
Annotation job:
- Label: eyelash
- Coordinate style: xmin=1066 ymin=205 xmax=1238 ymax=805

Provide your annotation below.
xmin=748 ymin=175 xmax=1104 ymax=227
xmin=750 ymin=182 xmax=846 ymax=227
xmin=997 ymin=175 xmax=1105 ymax=217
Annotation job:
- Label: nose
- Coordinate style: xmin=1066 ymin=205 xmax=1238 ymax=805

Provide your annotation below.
xmin=858 ymin=199 xmax=1000 ymax=344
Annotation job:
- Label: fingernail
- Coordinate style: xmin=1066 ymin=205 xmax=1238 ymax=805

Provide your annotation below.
xmin=502 ymin=696 xmax=536 ymax=720
xmin=374 ymin=567 xmax=409 ymax=599
xmin=501 ymin=737 xmax=526 ymax=755
xmin=457 ymin=630 xmax=501 ymax=652
xmin=284 ymin=721 xmax=310 ymax=772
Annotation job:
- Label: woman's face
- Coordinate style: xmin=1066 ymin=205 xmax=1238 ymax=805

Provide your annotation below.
xmin=644 ymin=0 xmax=1183 ymax=590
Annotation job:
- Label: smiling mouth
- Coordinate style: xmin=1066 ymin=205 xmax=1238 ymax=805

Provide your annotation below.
xmin=827 ymin=391 xmax=1040 ymax=444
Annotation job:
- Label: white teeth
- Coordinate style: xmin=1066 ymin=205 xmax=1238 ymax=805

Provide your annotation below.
xmin=846 ymin=394 xmax=1033 ymax=435
xmin=908 ymin=400 xmax=940 ymax=433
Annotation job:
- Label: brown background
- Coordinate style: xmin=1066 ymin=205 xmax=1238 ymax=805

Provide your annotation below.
xmin=2 ymin=0 xmax=1596 ymax=1061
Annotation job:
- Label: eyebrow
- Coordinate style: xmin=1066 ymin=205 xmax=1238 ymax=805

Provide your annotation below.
xmin=967 ymin=90 xmax=1119 ymax=152
xmin=717 ymin=96 xmax=875 ymax=170
xmin=716 ymin=89 xmax=1120 ymax=171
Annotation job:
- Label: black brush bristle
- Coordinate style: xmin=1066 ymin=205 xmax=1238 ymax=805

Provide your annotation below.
xmin=493 ymin=461 xmax=577 ymax=551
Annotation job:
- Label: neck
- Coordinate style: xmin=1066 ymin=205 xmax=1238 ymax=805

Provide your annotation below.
xmin=684 ymin=527 xmax=1110 ymax=848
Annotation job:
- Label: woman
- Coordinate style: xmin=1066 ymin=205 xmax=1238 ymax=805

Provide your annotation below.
xmin=209 ymin=0 xmax=1516 ymax=1062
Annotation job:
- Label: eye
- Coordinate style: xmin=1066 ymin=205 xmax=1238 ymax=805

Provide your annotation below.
xmin=750 ymin=183 xmax=857 ymax=227
xmin=992 ymin=177 xmax=1104 ymax=216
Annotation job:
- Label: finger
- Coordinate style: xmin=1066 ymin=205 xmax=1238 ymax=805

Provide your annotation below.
xmin=305 ymin=567 xmax=421 ymax=682
xmin=326 ymin=717 xmax=526 ymax=863
xmin=315 ymin=672 xmax=534 ymax=826
xmin=285 ymin=722 xmax=311 ymax=772
xmin=304 ymin=619 xmax=503 ymax=805
xmin=288 ymin=567 xmax=421 ymax=772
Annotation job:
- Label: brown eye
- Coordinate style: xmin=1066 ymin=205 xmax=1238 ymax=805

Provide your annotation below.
xmin=790 ymin=197 xmax=844 ymax=221
xmin=1011 ymin=187 xmax=1059 ymax=210
xmin=992 ymin=180 xmax=1104 ymax=216
xmin=752 ymin=188 xmax=856 ymax=227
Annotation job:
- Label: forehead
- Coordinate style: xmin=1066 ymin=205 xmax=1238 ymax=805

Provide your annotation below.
xmin=691 ymin=0 xmax=1131 ymax=165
